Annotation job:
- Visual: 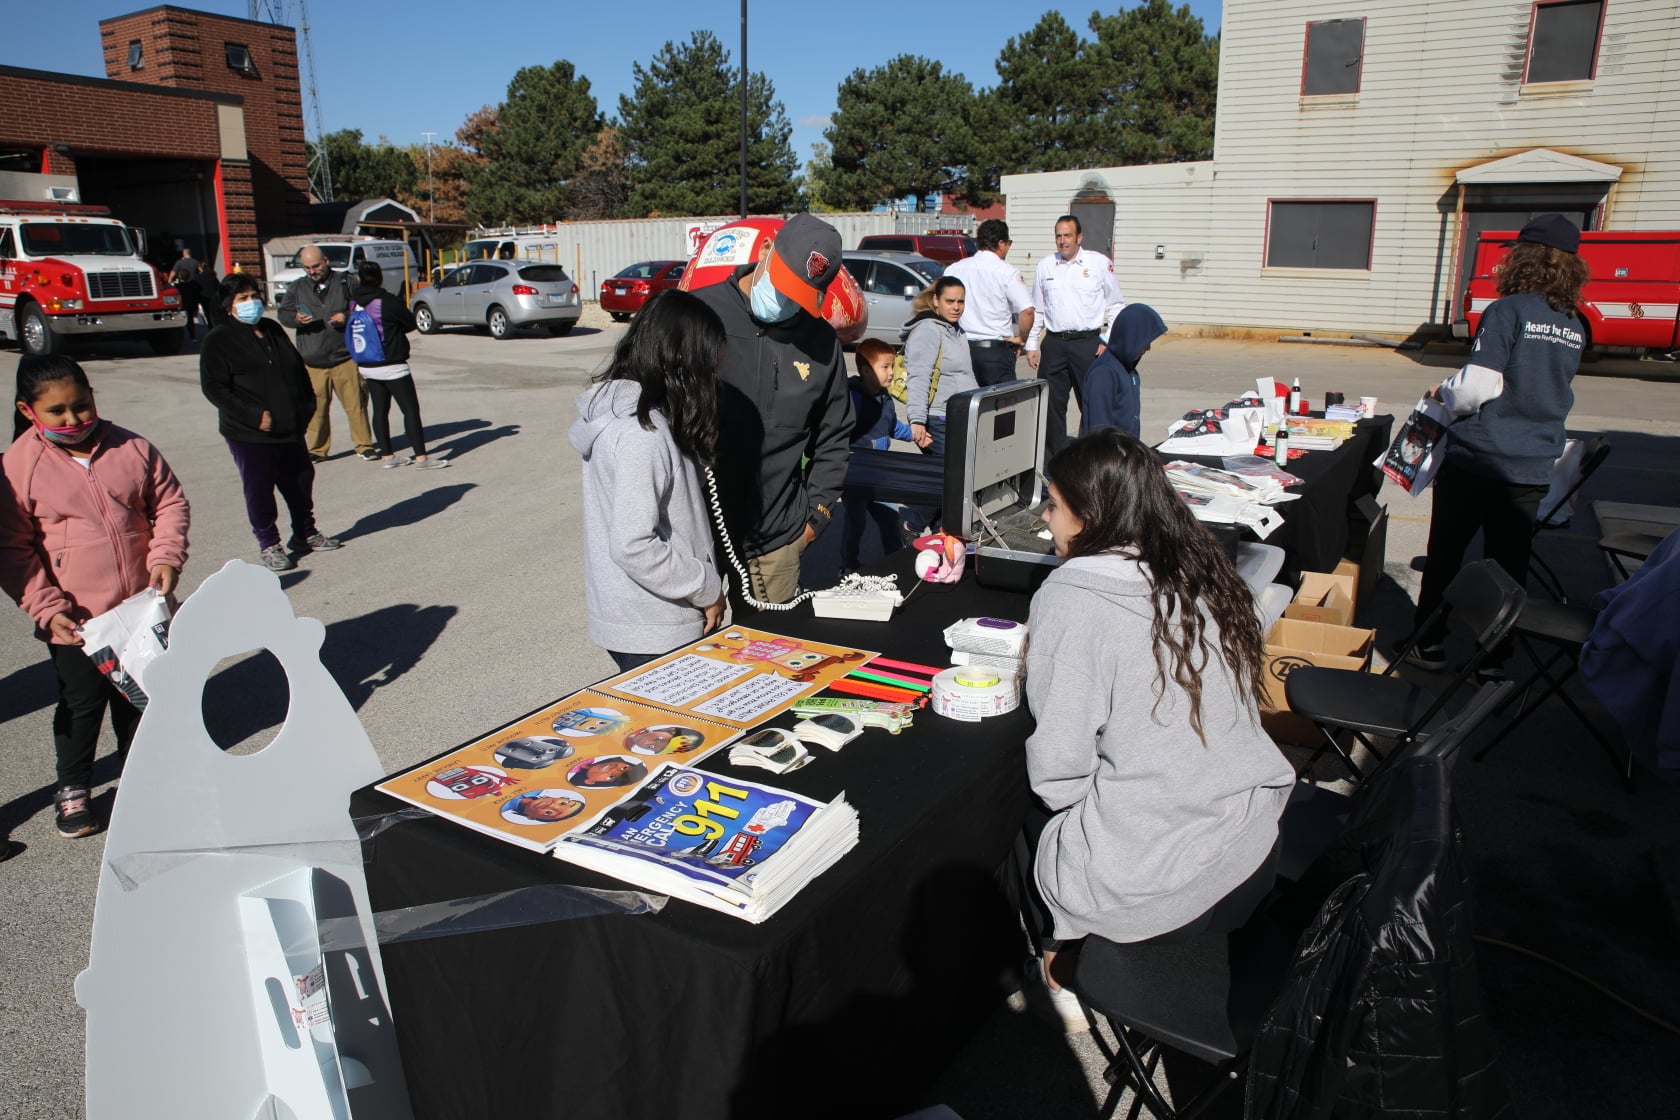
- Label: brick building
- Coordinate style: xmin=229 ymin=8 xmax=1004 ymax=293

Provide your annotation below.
xmin=0 ymin=4 xmax=313 ymax=279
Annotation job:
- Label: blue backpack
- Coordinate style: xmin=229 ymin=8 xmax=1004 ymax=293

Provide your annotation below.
xmin=346 ymin=298 xmax=386 ymax=364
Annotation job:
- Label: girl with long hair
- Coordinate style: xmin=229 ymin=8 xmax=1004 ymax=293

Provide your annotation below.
xmin=898 ymin=275 xmax=980 ymax=539
xmin=1409 ymin=214 xmax=1589 ymax=671
xmin=1022 ymin=430 xmax=1292 ymax=1003
xmin=569 ymin=289 xmax=728 ymax=672
xmin=2 ymin=356 xmax=190 ymax=838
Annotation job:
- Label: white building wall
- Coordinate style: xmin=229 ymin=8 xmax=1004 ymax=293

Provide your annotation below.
xmin=1004 ymin=0 xmax=1680 ymax=335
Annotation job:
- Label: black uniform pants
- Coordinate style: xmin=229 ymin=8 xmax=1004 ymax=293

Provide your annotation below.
xmin=1414 ymin=459 xmax=1545 ymax=651
xmin=1038 ymin=332 xmax=1102 ymax=462
xmin=49 ymin=641 xmax=141 ymax=791
xmin=969 ymin=342 xmax=1019 ymax=388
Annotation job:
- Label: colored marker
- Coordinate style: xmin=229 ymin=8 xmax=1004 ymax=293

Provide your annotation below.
xmin=828 ymin=679 xmax=922 ymax=703
xmin=865 ymin=656 xmax=945 ymax=678
xmin=848 ymin=669 xmax=932 ymax=692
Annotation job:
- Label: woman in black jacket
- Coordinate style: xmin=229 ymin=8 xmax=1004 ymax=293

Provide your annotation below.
xmin=350 ymin=261 xmax=447 ymax=469
xmin=198 ymin=273 xmax=343 ymax=571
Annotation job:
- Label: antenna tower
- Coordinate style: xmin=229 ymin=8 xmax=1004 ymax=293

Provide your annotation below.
xmin=250 ymin=0 xmax=333 ymax=202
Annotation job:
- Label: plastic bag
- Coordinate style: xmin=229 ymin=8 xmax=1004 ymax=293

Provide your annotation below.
xmin=1378 ymin=397 xmax=1454 ymax=497
xmin=78 ymin=589 xmax=172 ymax=710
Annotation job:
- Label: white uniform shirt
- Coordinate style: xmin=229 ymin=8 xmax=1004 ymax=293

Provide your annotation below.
xmin=945 ymin=250 xmax=1033 ymax=342
xmin=1024 ymin=249 xmax=1125 ymax=351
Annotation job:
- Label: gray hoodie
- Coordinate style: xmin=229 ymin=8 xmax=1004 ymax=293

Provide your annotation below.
xmin=900 ymin=311 xmax=979 ymax=425
xmin=568 ymin=380 xmax=724 ymax=655
xmin=1025 ymin=552 xmax=1292 ymax=943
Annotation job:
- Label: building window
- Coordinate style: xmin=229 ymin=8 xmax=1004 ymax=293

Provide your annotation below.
xmin=0 ymin=147 xmax=46 ymax=174
xmin=1265 ymin=201 xmax=1376 ymax=270
xmin=1302 ymin=18 xmax=1365 ymax=95
xmin=127 ymin=40 xmax=144 ymax=70
xmin=1526 ymin=0 xmax=1604 ymax=83
xmin=225 ymin=43 xmax=255 ymax=73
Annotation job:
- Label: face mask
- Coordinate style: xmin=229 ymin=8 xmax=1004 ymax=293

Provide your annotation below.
xmin=749 ymin=271 xmax=798 ymax=323
xmin=22 ymin=407 xmax=98 ymax=446
xmin=234 ymin=299 xmax=265 ymax=324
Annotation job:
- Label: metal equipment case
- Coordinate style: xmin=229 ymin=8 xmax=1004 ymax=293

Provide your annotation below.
xmin=943 ymin=381 xmax=1059 ymax=592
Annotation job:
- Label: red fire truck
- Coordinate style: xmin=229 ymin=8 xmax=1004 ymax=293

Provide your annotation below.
xmin=0 ymin=201 xmax=185 ymax=357
xmin=1456 ymin=230 xmax=1680 ymax=354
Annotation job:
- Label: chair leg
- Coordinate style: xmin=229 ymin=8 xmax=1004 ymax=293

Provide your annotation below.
xmin=1527 ymin=550 xmax=1565 ymax=601
xmin=1108 ymin=1025 xmax=1179 ymax=1120
xmin=1302 ymin=724 xmax=1369 ymax=781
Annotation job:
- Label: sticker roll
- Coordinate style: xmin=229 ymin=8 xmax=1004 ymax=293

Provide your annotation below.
xmin=930 ymin=665 xmax=1021 ymax=723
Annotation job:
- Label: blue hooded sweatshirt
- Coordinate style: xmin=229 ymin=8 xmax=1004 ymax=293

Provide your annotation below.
xmin=1080 ymin=303 xmax=1167 ymax=439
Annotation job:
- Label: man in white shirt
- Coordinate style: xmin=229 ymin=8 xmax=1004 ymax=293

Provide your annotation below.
xmin=1024 ymin=214 xmax=1125 ymax=459
xmin=944 ymin=219 xmax=1035 ymax=387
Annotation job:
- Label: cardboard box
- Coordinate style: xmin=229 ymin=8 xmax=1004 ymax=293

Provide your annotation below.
xmin=1333 ymin=558 xmax=1362 ymax=610
xmin=1284 ymin=571 xmax=1357 ymax=627
xmin=1258 ymin=618 xmax=1375 ymax=746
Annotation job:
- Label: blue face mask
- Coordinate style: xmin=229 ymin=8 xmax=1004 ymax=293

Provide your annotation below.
xmin=234 ymin=299 xmax=265 ymax=324
xmin=749 ymin=271 xmax=798 ymax=323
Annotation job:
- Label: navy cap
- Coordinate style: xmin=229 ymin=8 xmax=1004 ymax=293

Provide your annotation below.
xmin=1517 ymin=213 xmax=1581 ymax=254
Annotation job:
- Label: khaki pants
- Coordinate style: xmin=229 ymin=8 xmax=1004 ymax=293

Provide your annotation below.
xmin=306 ymin=359 xmax=374 ymax=457
xmin=742 ymin=535 xmax=808 ymax=606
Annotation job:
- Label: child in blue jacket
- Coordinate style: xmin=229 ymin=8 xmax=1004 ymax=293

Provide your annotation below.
xmin=1080 ymin=304 xmax=1167 ymax=439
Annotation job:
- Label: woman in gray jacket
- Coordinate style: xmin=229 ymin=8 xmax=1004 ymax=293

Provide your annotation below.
xmin=1025 ymin=430 xmax=1293 ymax=997
xmin=898 ymin=275 xmax=979 ymax=539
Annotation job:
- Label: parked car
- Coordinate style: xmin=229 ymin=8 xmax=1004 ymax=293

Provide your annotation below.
xmin=855 ymin=233 xmax=976 ymax=264
xmin=410 ymin=260 xmax=582 ymax=338
xmin=842 ymin=251 xmax=945 ymax=344
xmin=600 ymin=260 xmax=687 ymax=321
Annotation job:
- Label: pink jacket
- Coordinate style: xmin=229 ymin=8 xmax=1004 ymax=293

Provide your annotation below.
xmin=0 ymin=423 xmax=190 ymax=641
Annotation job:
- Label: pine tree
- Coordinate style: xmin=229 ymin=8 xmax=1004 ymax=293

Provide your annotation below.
xmin=824 ymin=56 xmax=978 ymax=212
xmin=617 ymin=31 xmax=799 ymax=217
xmin=1087 ymin=0 xmax=1220 ymax=164
xmin=318 ymin=130 xmax=417 ymax=202
xmin=464 ymin=62 xmax=603 ymax=226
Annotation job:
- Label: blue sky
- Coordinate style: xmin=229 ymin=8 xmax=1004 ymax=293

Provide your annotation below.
xmin=11 ymin=0 xmax=1224 ymax=166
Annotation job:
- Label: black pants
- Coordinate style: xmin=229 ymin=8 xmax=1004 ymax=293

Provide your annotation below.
xmin=1038 ymin=333 xmax=1101 ymax=462
xmin=49 ymin=641 xmax=141 ymax=790
xmin=366 ymin=374 xmax=428 ymax=458
xmin=969 ymin=342 xmax=1019 ymax=388
xmin=1415 ymin=459 xmax=1545 ymax=648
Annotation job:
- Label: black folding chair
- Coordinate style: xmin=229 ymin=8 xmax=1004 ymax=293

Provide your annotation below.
xmin=1474 ymin=598 xmax=1635 ymax=791
xmin=1075 ymin=757 xmax=1471 ymax=1120
xmin=1277 ymin=678 xmax=1512 ymax=882
xmin=1599 ymin=529 xmax=1664 ymax=581
xmin=1528 ymin=436 xmax=1610 ymax=600
xmin=1285 ymin=559 xmax=1525 ymax=781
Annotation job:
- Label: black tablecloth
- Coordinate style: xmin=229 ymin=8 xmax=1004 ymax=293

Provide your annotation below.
xmin=351 ymin=549 xmax=1034 ymax=1120
xmin=1166 ymin=415 xmax=1393 ymax=577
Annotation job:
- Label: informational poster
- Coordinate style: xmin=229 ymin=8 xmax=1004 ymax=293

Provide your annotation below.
xmin=375 ymin=628 xmax=874 ymax=851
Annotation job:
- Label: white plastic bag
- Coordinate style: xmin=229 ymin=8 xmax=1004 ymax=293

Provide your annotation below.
xmin=78 ymin=589 xmax=172 ymax=710
xmin=1378 ymin=397 xmax=1454 ymax=497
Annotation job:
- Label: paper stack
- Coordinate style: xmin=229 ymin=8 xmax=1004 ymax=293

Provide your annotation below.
xmin=1157 ymin=405 xmax=1264 ymax=456
xmin=1326 ymin=403 xmax=1366 ymax=422
xmin=555 ymin=763 xmax=859 ymax=923
xmin=1284 ymin=417 xmax=1357 ymax=451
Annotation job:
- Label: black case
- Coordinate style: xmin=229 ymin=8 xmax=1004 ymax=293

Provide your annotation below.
xmin=943 ymin=381 xmax=1060 ymax=592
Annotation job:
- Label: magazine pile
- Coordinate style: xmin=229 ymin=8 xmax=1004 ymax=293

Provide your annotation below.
xmin=559 ymin=764 xmax=858 ymax=923
xmin=1162 ymin=461 xmax=1289 ymax=539
xmin=375 ymin=626 xmax=873 ymax=920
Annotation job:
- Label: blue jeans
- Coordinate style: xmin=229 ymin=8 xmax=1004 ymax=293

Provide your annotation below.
xmin=609 ymin=650 xmax=659 ymax=673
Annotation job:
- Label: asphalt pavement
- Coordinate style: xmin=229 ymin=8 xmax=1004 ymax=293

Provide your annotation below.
xmin=2 ymin=311 xmax=1678 ymax=1118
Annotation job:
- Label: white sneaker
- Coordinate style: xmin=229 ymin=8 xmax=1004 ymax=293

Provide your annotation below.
xmin=1026 ymin=956 xmax=1091 ymax=1033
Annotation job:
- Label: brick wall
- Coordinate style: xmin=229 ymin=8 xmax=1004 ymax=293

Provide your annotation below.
xmin=98 ymin=5 xmax=311 ymax=235
xmin=218 ymin=160 xmax=260 ymax=275
xmin=0 ymin=72 xmax=222 ymax=164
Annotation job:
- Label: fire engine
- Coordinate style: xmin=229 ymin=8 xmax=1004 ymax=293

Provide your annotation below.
xmin=0 ymin=201 xmax=184 ymax=357
xmin=1455 ymin=230 xmax=1680 ymax=354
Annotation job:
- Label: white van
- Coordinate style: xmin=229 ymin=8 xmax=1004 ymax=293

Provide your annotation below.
xmin=269 ymin=238 xmax=419 ymax=304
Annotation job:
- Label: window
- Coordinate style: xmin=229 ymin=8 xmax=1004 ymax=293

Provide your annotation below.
xmin=225 ymin=43 xmax=254 ymax=73
xmin=1526 ymin=0 xmax=1603 ymax=83
xmin=0 ymin=229 xmax=15 ymax=260
xmin=1302 ymin=19 xmax=1365 ymax=95
xmin=127 ymin=40 xmax=144 ymax=70
xmin=0 ymin=147 xmax=44 ymax=174
xmin=518 ymin=265 xmax=569 ymax=283
xmin=1265 ymin=201 xmax=1375 ymax=270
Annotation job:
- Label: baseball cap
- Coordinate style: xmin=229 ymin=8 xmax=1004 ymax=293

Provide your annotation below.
xmin=1517 ymin=213 xmax=1581 ymax=255
xmin=765 ymin=214 xmax=843 ymax=317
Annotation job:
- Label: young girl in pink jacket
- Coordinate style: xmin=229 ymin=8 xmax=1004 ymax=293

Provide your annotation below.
xmin=0 ymin=356 xmax=190 ymax=839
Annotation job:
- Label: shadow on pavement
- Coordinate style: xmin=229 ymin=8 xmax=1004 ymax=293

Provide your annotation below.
xmin=336 ymin=483 xmax=475 ymax=543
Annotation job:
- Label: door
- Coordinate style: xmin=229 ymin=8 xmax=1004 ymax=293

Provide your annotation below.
xmin=1452 ymin=186 xmax=1602 ymax=320
xmin=429 ymin=265 xmax=469 ymax=323
xmin=1069 ymin=192 xmax=1116 ymax=261
xmin=461 ymin=263 xmax=505 ymax=323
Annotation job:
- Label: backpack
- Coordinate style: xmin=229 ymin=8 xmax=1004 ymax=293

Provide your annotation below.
xmin=886 ymin=331 xmax=943 ymax=407
xmin=345 ymin=298 xmax=386 ymax=365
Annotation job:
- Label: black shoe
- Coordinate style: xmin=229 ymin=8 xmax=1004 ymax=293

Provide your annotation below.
xmin=289 ymin=532 xmax=343 ymax=554
xmin=309 ymin=453 xmax=329 ymax=464
xmin=55 ymin=787 xmax=98 ymax=838
xmin=357 ymin=449 xmax=383 ymax=462
xmin=1475 ymin=665 xmax=1510 ymax=685
xmin=1401 ymin=642 xmax=1447 ymax=671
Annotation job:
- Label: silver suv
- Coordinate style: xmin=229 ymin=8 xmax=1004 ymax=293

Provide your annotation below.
xmin=841 ymin=251 xmax=944 ymax=344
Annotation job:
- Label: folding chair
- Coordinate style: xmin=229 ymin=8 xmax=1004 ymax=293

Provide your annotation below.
xmin=1284 ymin=559 xmax=1525 ymax=780
xmin=1473 ymin=598 xmax=1635 ymax=791
xmin=1529 ymin=436 xmax=1610 ymax=600
xmin=1599 ymin=530 xmax=1664 ymax=581
xmin=1276 ymin=678 xmax=1512 ymax=882
xmin=1076 ymin=757 xmax=1471 ymax=1120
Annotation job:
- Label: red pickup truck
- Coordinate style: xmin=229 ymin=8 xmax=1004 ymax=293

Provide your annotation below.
xmin=1455 ymin=230 xmax=1680 ymax=353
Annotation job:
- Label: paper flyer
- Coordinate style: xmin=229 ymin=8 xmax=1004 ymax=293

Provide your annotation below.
xmin=375 ymin=627 xmax=876 ymax=851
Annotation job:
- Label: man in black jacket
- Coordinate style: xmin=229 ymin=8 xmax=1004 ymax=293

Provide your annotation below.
xmin=694 ymin=215 xmax=852 ymax=605
xmin=278 ymin=245 xmax=378 ymax=463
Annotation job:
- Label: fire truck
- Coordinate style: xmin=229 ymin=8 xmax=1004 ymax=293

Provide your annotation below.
xmin=1455 ymin=229 xmax=1680 ymax=354
xmin=0 ymin=201 xmax=185 ymax=357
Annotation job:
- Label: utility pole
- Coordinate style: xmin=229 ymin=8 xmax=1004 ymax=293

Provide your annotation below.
xmin=739 ymin=0 xmax=748 ymax=218
xmin=420 ymin=132 xmax=437 ymax=223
